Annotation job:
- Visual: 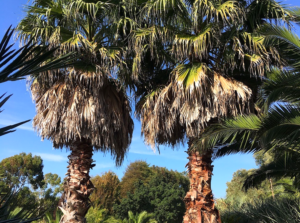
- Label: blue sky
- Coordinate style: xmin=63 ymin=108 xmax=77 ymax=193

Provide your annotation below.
xmin=0 ymin=0 xmax=299 ymax=199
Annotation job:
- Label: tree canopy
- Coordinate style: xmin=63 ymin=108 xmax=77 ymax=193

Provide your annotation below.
xmin=113 ymin=162 xmax=189 ymax=223
xmin=0 ymin=153 xmax=44 ymax=190
xmin=90 ymin=172 xmax=121 ymax=214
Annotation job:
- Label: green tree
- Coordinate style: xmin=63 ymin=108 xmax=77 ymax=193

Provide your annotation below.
xmin=35 ymin=173 xmax=63 ymax=215
xmin=90 ymin=172 xmax=120 ymax=214
xmin=114 ymin=166 xmax=189 ymax=223
xmin=120 ymin=161 xmax=152 ymax=198
xmin=0 ymin=153 xmax=44 ymax=190
xmin=17 ymin=0 xmax=134 ymax=221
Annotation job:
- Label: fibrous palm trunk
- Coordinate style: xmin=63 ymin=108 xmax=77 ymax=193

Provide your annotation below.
xmin=59 ymin=139 xmax=95 ymax=223
xmin=183 ymin=142 xmax=221 ymax=223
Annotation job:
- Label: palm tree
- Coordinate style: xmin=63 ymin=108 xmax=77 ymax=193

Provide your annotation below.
xmin=0 ymin=26 xmax=75 ymax=137
xmin=123 ymin=211 xmax=157 ymax=223
xmin=17 ymin=0 xmax=133 ymax=222
xmin=130 ymin=0 xmax=296 ymax=222
xmin=194 ymin=25 xmax=300 ymax=193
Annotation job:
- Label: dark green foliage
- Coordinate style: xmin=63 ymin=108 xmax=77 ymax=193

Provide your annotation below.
xmin=244 ymin=150 xmax=300 ymax=191
xmin=0 ymin=187 xmax=45 ymax=223
xmin=113 ymin=164 xmax=189 ymax=223
xmin=217 ymin=169 xmax=296 ymax=212
xmin=218 ymin=149 xmax=300 ymax=221
xmin=43 ymin=173 xmax=62 ymax=197
xmin=222 ymin=169 xmax=272 ymax=206
xmin=220 ymin=198 xmax=300 ymax=223
xmin=0 ymin=153 xmax=44 ymax=190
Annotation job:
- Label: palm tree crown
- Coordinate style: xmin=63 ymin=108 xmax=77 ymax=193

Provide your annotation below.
xmin=133 ymin=0 xmax=292 ymax=148
xmin=17 ymin=0 xmax=134 ymax=165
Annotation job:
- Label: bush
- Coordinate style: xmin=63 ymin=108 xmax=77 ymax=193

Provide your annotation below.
xmin=220 ymin=197 xmax=300 ymax=223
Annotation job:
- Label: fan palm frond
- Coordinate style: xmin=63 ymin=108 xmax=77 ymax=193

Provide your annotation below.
xmin=193 ymin=0 xmax=243 ymax=26
xmin=260 ymin=24 xmax=300 ymax=69
xmin=137 ymin=62 xmax=252 ymax=148
xmin=32 ymin=71 xmax=133 ymax=165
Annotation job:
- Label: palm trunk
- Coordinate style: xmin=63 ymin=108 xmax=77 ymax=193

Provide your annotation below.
xmin=183 ymin=141 xmax=221 ymax=223
xmin=59 ymin=139 xmax=95 ymax=223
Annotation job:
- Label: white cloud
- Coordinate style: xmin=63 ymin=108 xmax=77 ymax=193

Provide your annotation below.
xmin=0 ymin=119 xmax=33 ymax=131
xmin=94 ymin=163 xmax=115 ymax=169
xmin=129 ymin=149 xmax=156 ymax=156
xmin=129 ymin=148 xmax=186 ymax=161
xmin=33 ymin=153 xmax=67 ymax=162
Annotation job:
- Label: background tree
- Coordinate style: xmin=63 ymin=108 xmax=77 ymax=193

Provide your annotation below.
xmin=90 ymin=172 xmax=120 ymax=214
xmin=114 ymin=163 xmax=189 ymax=223
xmin=0 ymin=153 xmax=44 ymax=190
xmin=119 ymin=161 xmax=152 ymax=198
xmin=35 ymin=173 xmax=63 ymax=218
xmin=217 ymin=168 xmax=297 ymax=213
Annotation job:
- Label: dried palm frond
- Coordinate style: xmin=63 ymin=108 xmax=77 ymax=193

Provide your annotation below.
xmin=136 ymin=63 xmax=252 ymax=148
xmin=32 ymin=69 xmax=133 ymax=166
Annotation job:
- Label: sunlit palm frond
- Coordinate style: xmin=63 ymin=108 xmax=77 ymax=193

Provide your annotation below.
xmin=173 ymin=24 xmax=213 ymax=60
xmin=69 ymin=0 xmax=112 ymax=19
xmin=131 ymin=25 xmax=174 ymax=79
xmin=260 ymin=24 xmax=300 ymax=69
xmin=288 ymin=7 xmax=300 ymax=25
xmin=192 ymin=113 xmax=261 ymax=153
xmin=195 ymin=104 xmax=300 ymax=157
xmin=138 ymin=62 xmax=252 ymax=148
xmin=115 ymin=17 xmax=138 ymax=37
xmin=263 ymin=69 xmax=300 ymax=107
xmin=193 ymin=0 xmax=243 ymax=27
xmin=244 ymin=54 xmax=265 ymax=76
xmin=141 ymin=0 xmax=191 ymax=26
xmin=259 ymin=105 xmax=300 ymax=151
xmin=230 ymin=31 xmax=276 ymax=76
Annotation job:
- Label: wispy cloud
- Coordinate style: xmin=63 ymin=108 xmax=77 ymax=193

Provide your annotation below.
xmin=94 ymin=163 xmax=115 ymax=169
xmin=129 ymin=149 xmax=156 ymax=156
xmin=33 ymin=153 xmax=67 ymax=162
xmin=0 ymin=119 xmax=33 ymax=131
xmin=129 ymin=148 xmax=186 ymax=161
